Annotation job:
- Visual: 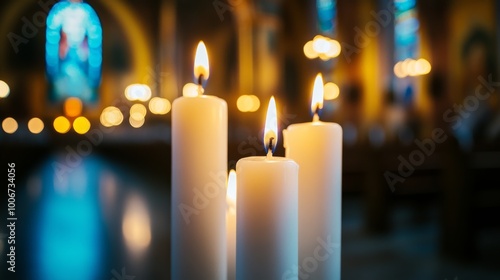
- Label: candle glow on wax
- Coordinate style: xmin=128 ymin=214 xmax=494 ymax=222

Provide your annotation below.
xmin=264 ymin=96 xmax=278 ymax=155
xmin=227 ymin=170 xmax=237 ymax=211
xmin=193 ymin=41 xmax=210 ymax=84
xmin=311 ymin=73 xmax=324 ymax=121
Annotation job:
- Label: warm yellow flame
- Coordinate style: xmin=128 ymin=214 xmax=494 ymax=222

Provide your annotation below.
xmin=264 ymin=96 xmax=278 ymax=153
xmin=311 ymin=73 xmax=324 ymax=114
xmin=226 ymin=170 xmax=237 ymax=209
xmin=194 ymin=41 xmax=210 ymax=81
xmin=28 ymin=117 xmax=44 ymax=134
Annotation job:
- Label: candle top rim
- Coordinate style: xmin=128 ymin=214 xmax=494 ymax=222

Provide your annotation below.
xmin=285 ymin=121 xmax=341 ymax=128
xmin=236 ymin=156 xmax=298 ymax=163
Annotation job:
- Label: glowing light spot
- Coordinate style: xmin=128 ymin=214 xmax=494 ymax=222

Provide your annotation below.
xmin=324 ymin=82 xmax=340 ymax=100
xmin=148 ymin=97 xmax=171 ymax=115
xmin=129 ymin=116 xmax=145 ymax=128
xmin=100 ymin=106 xmax=123 ymax=127
xmin=303 ymin=41 xmax=317 ymax=59
xmin=0 ymin=80 xmax=10 ymax=98
xmin=394 ymin=61 xmax=407 ymax=78
xmin=64 ymin=97 xmax=83 ymax=117
xmin=248 ymin=95 xmax=260 ymax=112
xmin=53 ymin=116 xmax=71 ymax=134
xmin=122 ymin=195 xmax=151 ymax=254
xmin=326 ymin=39 xmax=341 ymax=58
xmin=73 ymin=116 xmax=91 ymax=134
xmin=28 ymin=118 xmax=45 ymax=134
xmin=312 ymin=35 xmax=331 ymax=54
xmin=130 ymin=104 xmax=146 ymax=121
xmin=237 ymin=95 xmax=253 ymax=112
xmin=183 ymin=83 xmax=200 ymax=97
xmin=125 ymin=84 xmax=152 ymax=101
xmin=2 ymin=117 xmax=18 ymax=134
xmin=415 ymin=58 xmax=431 ymax=75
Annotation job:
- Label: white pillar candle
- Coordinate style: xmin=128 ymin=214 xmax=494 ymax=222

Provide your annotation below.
xmin=226 ymin=170 xmax=237 ymax=280
xmin=283 ymin=74 xmax=342 ymax=280
xmin=236 ymin=97 xmax=299 ymax=280
xmin=171 ymin=41 xmax=228 ymax=280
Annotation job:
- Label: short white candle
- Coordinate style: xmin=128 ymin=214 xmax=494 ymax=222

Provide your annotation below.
xmin=283 ymin=74 xmax=342 ymax=280
xmin=171 ymin=41 xmax=228 ymax=280
xmin=236 ymin=97 xmax=299 ymax=280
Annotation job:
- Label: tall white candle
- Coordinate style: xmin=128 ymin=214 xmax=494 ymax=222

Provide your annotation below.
xmin=236 ymin=97 xmax=299 ymax=280
xmin=283 ymin=74 xmax=342 ymax=280
xmin=171 ymin=41 xmax=228 ymax=280
xmin=226 ymin=170 xmax=237 ymax=280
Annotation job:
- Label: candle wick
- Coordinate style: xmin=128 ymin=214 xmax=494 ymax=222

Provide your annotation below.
xmin=267 ymin=137 xmax=274 ymax=158
xmin=313 ymin=106 xmax=320 ymax=122
xmin=313 ymin=113 xmax=319 ymax=122
xmin=197 ymin=74 xmax=204 ymax=86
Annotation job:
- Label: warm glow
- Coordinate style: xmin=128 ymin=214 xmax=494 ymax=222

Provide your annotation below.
xmin=130 ymin=104 xmax=147 ymax=121
xmin=53 ymin=116 xmax=71 ymax=134
xmin=326 ymin=39 xmax=341 ymax=58
xmin=264 ymin=96 xmax=278 ymax=153
xmin=415 ymin=58 xmax=431 ymax=75
xmin=182 ymin=82 xmax=200 ymax=97
xmin=394 ymin=61 xmax=407 ymax=78
xmin=122 ymin=195 xmax=151 ymax=254
xmin=0 ymin=80 xmax=10 ymax=98
xmin=129 ymin=116 xmax=145 ymax=128
xmin=303 ymin=41 xmax=317 ymax=59
xmin=64 ymin=97 xmax=83 ymax=117
xmin=312 ymin=35 xmax=330 ymax=54
xmin=394 ymin=58 xmax=431 ymax=78
xmin=194 ymin=41 xmax=210 ymax=81
xmin=311 ymin=73 xmax=324 ymax=114
xmin=28 ymin=118 xmax=44 ymax=134
xmin=100 ymin=106 xmax=123 ymax=127
xmin=227 ymin=170 xmax=237 ymax=210
xmin=324 ymin=82 xmax=340 ymax=100
xmin=2 ymin=117 xmax=18 ymax=134
xmin=73 ymin=116 xmax=91 ymax=134
xmin=149 ymin=97 xmax=171 ymax=115
xmin=125 ymin=84 xmax=152 ymax=101
xmin=237 ymin=95 xmax=260 ymax=113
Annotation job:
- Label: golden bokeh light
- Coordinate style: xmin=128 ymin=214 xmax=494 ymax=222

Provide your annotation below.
xmin=183 ymin=82 xmax=200 ymax=97
xmin=28 ymin=118 xmax=44 ymax=134
xmin=2 ymin=117 xmax=18 ymax=134
xmin=148 ymin=97 xmax=171 ymax=115
xmin=324 ymin=82 xmax=340 ymax=100
xmin=53 ymin=116 xmax=71 ymax=134
xmin=73 ymin=116 xmax=91 ymax=134
xmin=0 ymin=80 xmax=10 ymax=98
xmin=100 ymin=106 xmax=123 ymax=127
xmin=64 ymin=97 xmax=83 ymax=117
xmin=129 ymin=115 xmax=145 ymax=128
xmin=125 ymin=84 xmax=152 ymax=101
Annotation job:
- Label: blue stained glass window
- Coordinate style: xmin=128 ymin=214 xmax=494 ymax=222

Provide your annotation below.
xmin=46 ymin=0 xmax=102 ymax=103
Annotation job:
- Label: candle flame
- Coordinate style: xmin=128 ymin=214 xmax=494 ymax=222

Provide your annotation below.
xmin=264 ymin=96 xmax=278 ymax=154
xmin=311 ymin=73 xmax=324 ymax=116
xmin=226 ymin=170 xmax=237 ymax=209
xmin=194 ymin=41 xmax=210 ymax=82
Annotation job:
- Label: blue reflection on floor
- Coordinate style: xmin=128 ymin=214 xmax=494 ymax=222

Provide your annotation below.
xmin=34 ymin=155 xmax=103 ymax=280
